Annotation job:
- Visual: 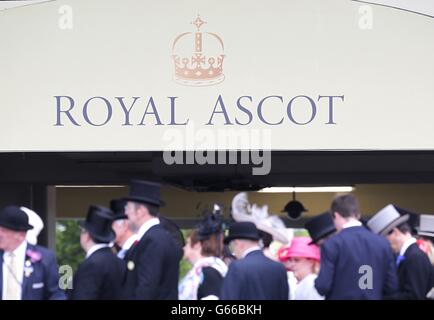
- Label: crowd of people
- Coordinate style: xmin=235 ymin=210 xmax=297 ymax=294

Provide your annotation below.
xmin=0 ymin=180 xmax=433 ymax=300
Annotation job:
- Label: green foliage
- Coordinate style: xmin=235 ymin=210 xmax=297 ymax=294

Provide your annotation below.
xmin=294 ymin=228 xmax=310 ymax=237
xmin=179 ymin=229 xmax=191 ymax=281
xmin=55 ymin=219 xmax=85 ymax=273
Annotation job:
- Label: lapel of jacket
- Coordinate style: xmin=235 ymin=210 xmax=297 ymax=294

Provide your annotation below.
xmin=0 ymin=251 xmax=3 ymax=298
xmin=124 ymin=239 xmax=139 ymax=261
xmin=21 ymin=243 xmax=30 ymax=299
xmin=22 ymin=243 xmax=40 ymax=299
xmin=397 ymin=242 xmax=417 ymax=272
xmin=404 ymin=242 xmax=417 ymax=258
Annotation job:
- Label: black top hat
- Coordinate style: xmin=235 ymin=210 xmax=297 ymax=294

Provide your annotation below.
xmin=224 ymin=222 xmax=260 ymax=244
xmin=122 ymin=180 xmax=165 ymax=207
xmin=0 ymin=205 xmax=34 ymax=231
xmin=305 ymin=211 xmax=337 ymax=244
xmin=110 ymin=199 xmax=128 ymax=220
xmin=282 ymin=200 xmax=308 ymax=220
xmin=80 ymin=205 xmax=115 ymax=243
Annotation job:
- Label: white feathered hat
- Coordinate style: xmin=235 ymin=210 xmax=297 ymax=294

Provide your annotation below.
xmin=20 ymin=207 xmax=44 ymax=245
xmin=231 ymin=192 xmax=291 ymax=244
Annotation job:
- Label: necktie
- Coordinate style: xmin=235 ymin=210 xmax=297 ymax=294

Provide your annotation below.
xmin=396 ymin=254 xmax=406 ymax=267
xmin=5 ymin=252 xmax=21 ymax=300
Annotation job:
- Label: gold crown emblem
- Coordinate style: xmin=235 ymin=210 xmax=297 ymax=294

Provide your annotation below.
xmin=172 ymin=15 xmax=225 ymax=86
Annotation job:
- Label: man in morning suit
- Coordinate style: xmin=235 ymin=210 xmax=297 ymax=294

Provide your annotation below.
xmin=0 ymin=205 xmax=65 ymax=300
xmin=220 ymin=222 xmax=289 ymax=300
xmin=315 ymin=194 xmax=398 ymax=299
xmin=122 ymin=180 xmax=181 ymax=300
xmin=368 ymin=205 xmax=434 ymax=299
xmin=72 ymin=205 xmax=125 ymax=300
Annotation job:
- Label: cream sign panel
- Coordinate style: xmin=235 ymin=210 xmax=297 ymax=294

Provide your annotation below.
xmin=0 ymin=0 xmax=433 ymax=151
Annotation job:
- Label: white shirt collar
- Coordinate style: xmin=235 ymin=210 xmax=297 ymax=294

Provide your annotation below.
xmin=343 ymin=220 xmax=362 ymax=229
xmin=137 ymin=217 xmax=160 ymax=240
xmin=7 ymin=240 xmax=27 ymax=259
xmin=122 ymin=234 xmax=139 ymax=251
xmin=242 ymin=246 xmax=261 ymax=258
xmin=399 ymin=237 xmax=417 ymax=256
xmin=86 ymin=243 xmax=110 ymax=258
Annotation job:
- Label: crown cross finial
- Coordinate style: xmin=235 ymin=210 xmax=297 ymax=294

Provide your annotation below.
xmin=191 ymin=15 xmax=206 ymax=31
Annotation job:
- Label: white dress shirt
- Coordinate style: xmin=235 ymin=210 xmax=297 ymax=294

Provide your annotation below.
xmin=343 ymin=220 xmax=363 ymax=229
xmin=117 ymin=234 xmax=139 ymax=259
xmin=2 ymin=240 xmax=27 ymax=300
xmin=137 ymin=217 xmax=160 ymax=241
xmin=86 ymin=243 xmax=110 ymax=259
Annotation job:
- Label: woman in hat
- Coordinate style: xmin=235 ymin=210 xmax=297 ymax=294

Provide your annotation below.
xmin=278 ymin=237 xmax=323 ymax=300
xmin=178 ymin=213 xmax=228 ymax=300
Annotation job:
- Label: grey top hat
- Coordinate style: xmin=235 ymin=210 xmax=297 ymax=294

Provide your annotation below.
xmin=417 ymin=214 xmax=434 ymax=238
xmin=367 ymin=204 xmax=410 ymax=236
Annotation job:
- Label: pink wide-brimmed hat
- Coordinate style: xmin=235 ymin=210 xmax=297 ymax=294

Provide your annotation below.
xmin=278 ymin=236 xmax=320 ymax=262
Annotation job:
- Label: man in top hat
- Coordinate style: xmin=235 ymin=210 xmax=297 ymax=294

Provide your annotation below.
xmin=315 ymin=194 xmax=398 ymax=299
xmin=220 ymin=222 xmax=289 ymax=300
xmin=110 ymin=199 xmax=138 ymax=260
xmin=0 ymin=205 xmax=65 ymax=300
xmin=72 ymin=205 xmax=125 ymax=300
xmin=368 ymin=205 xmax=434 ymax=299
xmin=122 ymin=180 xmax=181 ymax=300
xmin=304 ymin=211 xmax=337 ymax=246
